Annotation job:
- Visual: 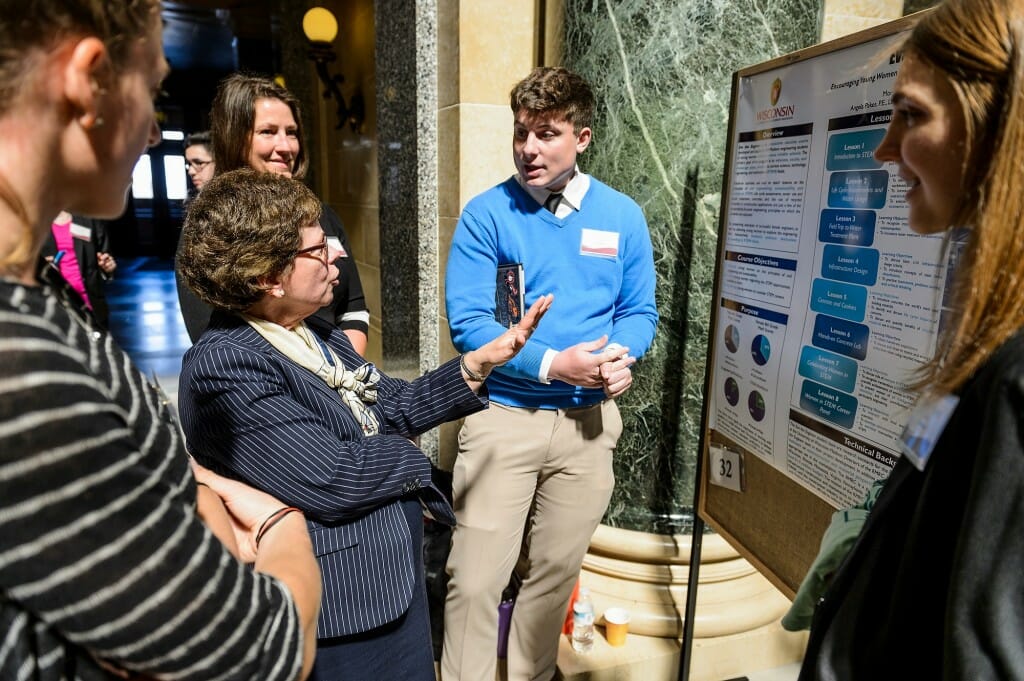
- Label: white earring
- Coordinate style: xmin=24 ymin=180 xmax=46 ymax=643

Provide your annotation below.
xmin=81 ymin=115 xmax=104 ymax=131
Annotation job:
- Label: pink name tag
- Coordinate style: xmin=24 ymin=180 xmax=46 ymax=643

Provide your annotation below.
xmin=326 ymin=236 xmax=348 ymax=258
xmin=579 ymin=228 xmax=619 ymax=258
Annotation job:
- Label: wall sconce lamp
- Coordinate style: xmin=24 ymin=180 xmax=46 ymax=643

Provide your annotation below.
xmin=302 ymin=7 xmax=365 ymax=132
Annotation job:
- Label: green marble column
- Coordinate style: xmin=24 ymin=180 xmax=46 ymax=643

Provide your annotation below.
xmin=563 ymin=0 xmax=822 ymax=534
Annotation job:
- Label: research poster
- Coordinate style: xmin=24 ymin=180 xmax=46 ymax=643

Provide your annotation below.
xmin=708 ymin=29 xmax=956 ymax=509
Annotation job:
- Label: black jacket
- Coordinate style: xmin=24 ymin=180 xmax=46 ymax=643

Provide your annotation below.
xmin=800 ymin=331 xmax=1024 ymax=680
xmin=40 ymin=216 xmax=112 ymax=327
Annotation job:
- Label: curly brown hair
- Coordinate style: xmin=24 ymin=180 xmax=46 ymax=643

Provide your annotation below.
xmin=179 ymin=169 xmax=322 ymax=312
xmin=510 ymin=66 xmax=595 ymax=134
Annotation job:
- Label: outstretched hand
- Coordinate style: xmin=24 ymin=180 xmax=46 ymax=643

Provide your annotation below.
xmin=462 ymin=293 xmax=554 ymax=381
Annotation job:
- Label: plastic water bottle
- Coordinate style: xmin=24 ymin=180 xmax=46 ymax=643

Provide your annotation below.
xmin=571 ymin=587 xmax=595 ymax=653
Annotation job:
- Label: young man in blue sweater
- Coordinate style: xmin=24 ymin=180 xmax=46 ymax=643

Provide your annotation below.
xmin=442 ymin=66 xmax=658 ymax=680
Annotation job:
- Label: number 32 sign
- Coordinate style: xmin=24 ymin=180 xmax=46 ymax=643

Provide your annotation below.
xmin=709 ymin=446 xmax=745 ymax=493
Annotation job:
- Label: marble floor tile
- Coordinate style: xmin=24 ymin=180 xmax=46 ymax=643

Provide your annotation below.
xmin=105 ymin=256 xmax=189 ymax=403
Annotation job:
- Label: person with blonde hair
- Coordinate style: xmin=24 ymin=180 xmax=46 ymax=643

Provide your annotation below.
xmin=0 ymin=2 xmax=321 ymax=679
xmin=799 ymin=0 xmax=1024 ymax=677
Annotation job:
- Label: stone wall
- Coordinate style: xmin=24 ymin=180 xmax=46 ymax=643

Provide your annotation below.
xmin=562 ymin=0 xmax=822 ymax=533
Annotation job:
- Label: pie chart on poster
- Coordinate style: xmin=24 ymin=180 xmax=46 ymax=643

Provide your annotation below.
xmin=751 ymin=334 xmax=771 ymax=366
xmin=724 ymin=376 xmax=740 ymax=406
xmin=748 ymin=390 xmax=766 ymax=421
xmin=724 ymin=324 xmax=739 ymax=353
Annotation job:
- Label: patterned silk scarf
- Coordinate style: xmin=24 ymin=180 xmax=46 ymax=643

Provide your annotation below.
xmin=242 ymin=314 xmax=381 ymax=435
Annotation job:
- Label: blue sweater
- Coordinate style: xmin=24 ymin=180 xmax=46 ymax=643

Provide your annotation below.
xmin=446 ymin=176 xmax=658 ymax=409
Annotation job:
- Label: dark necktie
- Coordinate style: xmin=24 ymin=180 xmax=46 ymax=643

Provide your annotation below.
xmin=544 ymin=192 xmax=562 ymax=214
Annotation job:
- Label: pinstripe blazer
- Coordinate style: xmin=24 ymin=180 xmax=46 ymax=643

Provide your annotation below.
xmin=178 ymin=312 xmax=485 ymax=638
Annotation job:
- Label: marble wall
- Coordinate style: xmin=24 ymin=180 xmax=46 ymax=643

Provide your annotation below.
xmin=376 ymin=0 xmax=435 ymax=380
xmin=561 ymin=0 xmax=822 ymax=534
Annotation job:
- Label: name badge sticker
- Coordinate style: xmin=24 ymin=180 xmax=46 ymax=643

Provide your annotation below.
xmin=579 ymin=228 xmax=619 ymax=259
xmin=70 ymin=222 xmax=92 ymax=242
xmin=899 ymin=394 xmax=959 ymax=471
xmin=326 ymin=236 xmax=348 ymax=258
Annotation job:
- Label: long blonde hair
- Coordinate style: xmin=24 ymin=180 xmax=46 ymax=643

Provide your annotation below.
xmin=910 ymin=0 xmax=1024 ymax=394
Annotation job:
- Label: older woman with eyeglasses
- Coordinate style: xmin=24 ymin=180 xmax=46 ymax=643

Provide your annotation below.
xmin=177 ymin=168 xmax=552 ymax=681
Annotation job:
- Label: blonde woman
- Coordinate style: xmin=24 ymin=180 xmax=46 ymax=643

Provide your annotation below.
xmin=800 ymin=0 xmax=1024 ymax=677
xmin=0 ymin=2 xmax=320 ymax=679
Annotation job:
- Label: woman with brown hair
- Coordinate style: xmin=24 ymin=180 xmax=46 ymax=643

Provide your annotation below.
xmin=799 ymin=0 xmax=1024 ymax=677
xmin=0 ymin=2 xmax=321 ymax=679
xmin=175 ymin=72 xmax=370 ymax=353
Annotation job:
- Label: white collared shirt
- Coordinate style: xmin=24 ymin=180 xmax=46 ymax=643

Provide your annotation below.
xmin=515 ymin=166 xmax=591 ymax=219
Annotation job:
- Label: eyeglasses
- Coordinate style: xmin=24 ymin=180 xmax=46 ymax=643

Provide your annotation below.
xmin=293 ymin=239 xmax=329 ymax=266
xmin=185 ymin=159 xmax=212 ymax=170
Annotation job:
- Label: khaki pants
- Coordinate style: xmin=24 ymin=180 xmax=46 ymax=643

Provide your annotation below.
xmin=441 ymin=400 xmax=621 ymax=681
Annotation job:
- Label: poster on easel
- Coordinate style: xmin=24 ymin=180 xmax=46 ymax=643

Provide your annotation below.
xmin=697 ymin=12 xmax=951 ymax=595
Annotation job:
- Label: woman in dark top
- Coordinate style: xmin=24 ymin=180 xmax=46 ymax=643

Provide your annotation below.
xmin=800 ymin=0 xmax=1024 ymax=677
xmin=175 ymin=73 xmax=370 ymax=352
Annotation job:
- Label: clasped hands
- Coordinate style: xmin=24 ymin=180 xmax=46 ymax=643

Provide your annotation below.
xmin=548 ymin=335 xmax=635 ymax=398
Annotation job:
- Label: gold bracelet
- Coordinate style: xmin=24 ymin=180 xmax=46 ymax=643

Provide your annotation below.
xmin=460 ymin=354 xmax=487 ymax=382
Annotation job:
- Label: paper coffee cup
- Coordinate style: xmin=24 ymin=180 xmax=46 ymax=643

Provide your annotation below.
xmin=603 ymin=607 xmax=631 ymax=646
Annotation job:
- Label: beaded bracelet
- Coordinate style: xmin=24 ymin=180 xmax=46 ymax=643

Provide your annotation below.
xmin=255 ymin=506 xmax=301 ymax=548
xmin=460 ymin=354 xmax=487 ymax=382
